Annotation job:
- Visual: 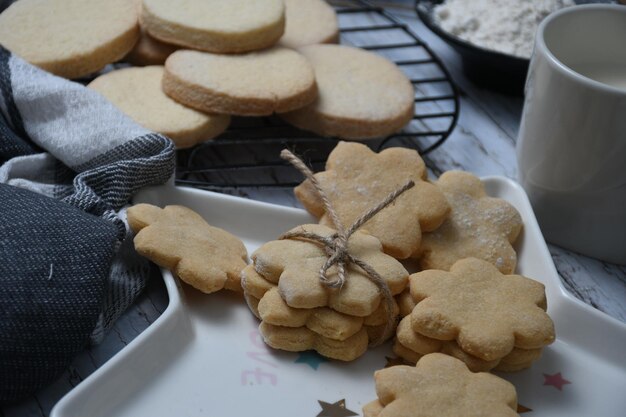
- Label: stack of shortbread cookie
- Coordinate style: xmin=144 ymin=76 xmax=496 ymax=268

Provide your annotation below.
xmin=0 ymin=0 xmax=416 ymax=147
xmin=393 ymin=257 xmax=554 ymax=372
xmin=241 ymin=224 xmax=409 ymax=361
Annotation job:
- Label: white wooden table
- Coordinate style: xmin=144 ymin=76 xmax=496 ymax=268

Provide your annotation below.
xmin=3 ymin=2 xmax=624 ymax=416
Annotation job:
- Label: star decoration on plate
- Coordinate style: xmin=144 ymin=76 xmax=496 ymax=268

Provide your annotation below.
xmin=295 ymin=350 xmax=328 ymax=370
xmin=384 ymin=355 xmax=407 ymax=368
xmin=543 ymin=372 xmax=571 ymax=391
xmin=517 ymin=404 xmax=533 ymax=413
xmin=317 ymin=399 xmax=358 ymax=417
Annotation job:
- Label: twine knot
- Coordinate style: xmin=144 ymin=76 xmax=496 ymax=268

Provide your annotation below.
xmin=280 ymin=149 xmax=414 ymax=346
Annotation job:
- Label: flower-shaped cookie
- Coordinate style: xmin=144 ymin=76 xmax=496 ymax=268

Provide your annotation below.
xmin=363 ymin=353 xmax=519 ymax=417
xmin=395 ymin=289 xmax=416 ymax=318
xmin=260 ymin=321 xmax=369 ymax=361
xmin=259 ymin=286 xmax=364 ymax=340
xmin=410 ymin=258 xmax=555 ymax=361
xmin=249 ymin=284 xmax=399 ymax=337
xmin=294 ymin=142 xmax=449 ymax=259
xmin=418 ymin=171 xmax=523 ymax=273
xmin=251 ymin=224 xmax=408 ymax=317
xmin=394 ymin=316 xmax=542 ymax=372
xmin=394 ymin=315 xmax=498 ymax=372
xmin=128 ymin=204 xmax=248 ymax=293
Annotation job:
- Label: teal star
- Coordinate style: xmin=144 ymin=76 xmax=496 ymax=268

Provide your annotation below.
xmin=295 ymin=350 xmax=328 ymax=370
xmin=317 ymin=399 xmax=358 ymax=417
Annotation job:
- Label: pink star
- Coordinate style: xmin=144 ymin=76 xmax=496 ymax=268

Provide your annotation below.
xmin=543 ymin=372 xmax=571 ymax=391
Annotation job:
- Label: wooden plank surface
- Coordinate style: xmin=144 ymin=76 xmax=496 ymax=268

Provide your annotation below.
xmin=3 ymin=2 xmax=624 ymax=416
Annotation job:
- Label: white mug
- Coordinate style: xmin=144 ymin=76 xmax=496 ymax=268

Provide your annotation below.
xmin=517 ymin=5 xmax=626 ymax=264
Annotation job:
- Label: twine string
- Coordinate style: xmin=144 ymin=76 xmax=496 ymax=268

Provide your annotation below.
xmin=279 ymin=149 xmax=414 ymax=346
xmin=279 ymin=150 xmax=346 ymax=234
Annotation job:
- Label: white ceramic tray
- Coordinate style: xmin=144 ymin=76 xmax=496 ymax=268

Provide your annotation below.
xmin=51 ymin=177 xmax=626 ymax=417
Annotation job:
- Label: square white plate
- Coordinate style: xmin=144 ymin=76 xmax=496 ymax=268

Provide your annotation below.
xmin=51 ymin=177 xmax=626 ymax=417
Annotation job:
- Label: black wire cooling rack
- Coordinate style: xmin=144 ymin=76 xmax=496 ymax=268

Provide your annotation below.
xmin=176 ymin=0 xmax=460 ymax=191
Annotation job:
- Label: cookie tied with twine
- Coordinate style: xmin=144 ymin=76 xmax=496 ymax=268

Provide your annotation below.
xmin=279 ymin=149 xmax=414 ymax=346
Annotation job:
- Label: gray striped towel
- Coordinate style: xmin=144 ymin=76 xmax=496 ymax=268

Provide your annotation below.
xmin=0 ymin=45 xmax=175 ymax=402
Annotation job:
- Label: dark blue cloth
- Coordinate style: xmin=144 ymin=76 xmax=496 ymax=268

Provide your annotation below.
xmin=0 ymin=183 xmax=119 ymax=402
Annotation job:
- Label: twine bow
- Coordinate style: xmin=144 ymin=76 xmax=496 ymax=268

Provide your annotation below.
xmin=280 ymin=149 xmax=414 ymax=346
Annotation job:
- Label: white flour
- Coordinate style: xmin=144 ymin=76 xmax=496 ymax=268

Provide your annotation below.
xmin=434 ymin=0 xmax=576 ymax=59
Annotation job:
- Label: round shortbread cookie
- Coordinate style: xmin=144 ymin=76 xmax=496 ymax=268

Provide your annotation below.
xmin=280 ymin=45 xmax=415 ymax=139
xmin=163 ymin=48 xmax=317 ymax=116
xmin=125 ymin=0 xmax=178 ymax=66
xmin=141 ymin=0 xmax=285 ymax=53
xmin=89 ymin=66 xmax=230 ymax=148
xmin=125 ymin=31 xmax=179 ymax=66
xmin=0 ymin=0 xmax=139 ymax=79
xmin=279 ymin=0 xmax=339 ymax=49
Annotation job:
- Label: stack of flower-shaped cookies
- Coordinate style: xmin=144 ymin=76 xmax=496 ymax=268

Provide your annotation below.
xmin=393 ymin=257 xmax=555 ymax=372
xmin=242 ymin=224 xmax=408 ymax=361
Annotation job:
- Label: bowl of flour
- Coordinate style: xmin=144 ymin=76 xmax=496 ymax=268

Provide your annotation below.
xmin=415 ymin=0 xmax=609 ymax=94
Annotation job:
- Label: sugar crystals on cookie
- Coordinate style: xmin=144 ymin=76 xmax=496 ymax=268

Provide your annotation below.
xmin=418 ymin=170 xmax=523 ymax=273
